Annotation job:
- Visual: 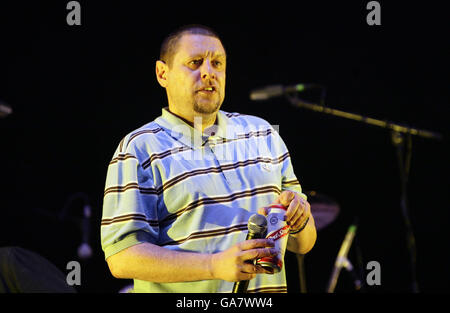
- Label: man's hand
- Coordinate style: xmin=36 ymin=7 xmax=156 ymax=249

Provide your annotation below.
xmin=210 ymin=239 xmax=277 ymax=282
xmin=258 ymin=190 xmax=316 ymax=254
xmin=258 ymin=191 xmax=311 ymax=232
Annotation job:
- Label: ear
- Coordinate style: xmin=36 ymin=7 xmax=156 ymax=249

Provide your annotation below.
xmin=155 ymin=60 xmax=169 ymax=88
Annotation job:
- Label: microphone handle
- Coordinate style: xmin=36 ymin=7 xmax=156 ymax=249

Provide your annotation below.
xmin=232 ymin=279 xmax=250 ymax=293
xmin=232 ymin=231 xmax=265 ymax=293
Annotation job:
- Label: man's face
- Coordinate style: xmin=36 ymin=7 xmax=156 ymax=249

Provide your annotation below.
xmin=162 ymin=34 xmax=226 ymax=120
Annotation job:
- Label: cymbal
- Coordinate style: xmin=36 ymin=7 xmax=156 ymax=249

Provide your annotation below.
xmin=305 ymin=191 xmax=340 ymax=230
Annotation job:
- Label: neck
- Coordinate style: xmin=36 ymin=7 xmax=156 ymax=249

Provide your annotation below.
xmin=167 ymin=108 xmax=217 ymax=133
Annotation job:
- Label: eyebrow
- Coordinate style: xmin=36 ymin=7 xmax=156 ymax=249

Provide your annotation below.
xmin=186 ymin=52 xmax=226 ymax=59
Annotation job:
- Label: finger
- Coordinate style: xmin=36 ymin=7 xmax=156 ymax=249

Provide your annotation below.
xmin=287 ymin=205 xmax=303 ymax=227
xmin=279 ymin=191 xmax=295 ymax=207
xmin=288 ymin=194 xmax=309 ymax=221
xmin=291 ymin=204 xmax=311 ymax=230
xmin=238 ymin=239 xmax=274 ymax=251
xmin=239 ymin=247 xmax=278 ymax=262
xmin=291 ymin=213 xmax=307 ymax=230
xmin=285 ymin=194 xmax=302 ymax=223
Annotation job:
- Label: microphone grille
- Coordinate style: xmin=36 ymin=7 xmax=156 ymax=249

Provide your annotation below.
xmin=247 ymin=214 xmax=267 ymax=235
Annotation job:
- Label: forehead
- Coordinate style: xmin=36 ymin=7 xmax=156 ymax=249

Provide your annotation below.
xmin=175 ymin=34 xmax=226 ymax=59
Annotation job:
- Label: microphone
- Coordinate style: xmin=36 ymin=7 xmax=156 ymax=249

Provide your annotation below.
xmin=232 ymin=214 xmax=268 ymax=293
xmin=249 ymin=84 xmax=322 ymax=101
xmin=326 ymin=224 xmax=357 ymax=293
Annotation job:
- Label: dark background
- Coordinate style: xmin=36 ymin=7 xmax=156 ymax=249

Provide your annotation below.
xmin=0 ymin=1 xmax=448 ymax=293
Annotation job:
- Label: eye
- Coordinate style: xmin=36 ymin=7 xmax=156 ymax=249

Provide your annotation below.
xmin=189 ymin=59 xmax=203 ymax=67
xmin=212 ymin=60 xmax=222 ymax=67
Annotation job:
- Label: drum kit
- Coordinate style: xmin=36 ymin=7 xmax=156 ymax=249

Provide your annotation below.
xmin=0 ymin=100 xmax=13 ymax=118
xmin=304 ymin=190 xmax=340 ymax=231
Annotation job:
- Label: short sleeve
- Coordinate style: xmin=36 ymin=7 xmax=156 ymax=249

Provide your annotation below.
xmin=272 ymin=128 xmax=306 ymax=200
xmin=100 ymin=141 xmax=159 ymax=260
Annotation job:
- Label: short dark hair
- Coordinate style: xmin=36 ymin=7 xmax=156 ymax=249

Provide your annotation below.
xmin=159 ymin=24 xmax=225 ymax=67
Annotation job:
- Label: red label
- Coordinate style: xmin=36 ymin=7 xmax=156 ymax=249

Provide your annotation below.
xmin=268 ymin=204 xmax=287 ymax=211
xmin=266 ymin=225 xmax=290 ymax=241
xmin=257 ymin=257 xmax=283 ymax=270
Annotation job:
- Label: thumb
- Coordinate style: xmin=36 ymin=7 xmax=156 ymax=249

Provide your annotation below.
xmin=279 ymin=191 xmax=295 ymax=207
xmin=272 ymin=197 xmax=282 ymax=205
xmin=257 ymin=207 xmax=270 ymax=216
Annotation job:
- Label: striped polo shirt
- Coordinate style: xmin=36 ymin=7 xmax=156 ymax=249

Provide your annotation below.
xmin=101 ymin=107 xmax=303 ymax=293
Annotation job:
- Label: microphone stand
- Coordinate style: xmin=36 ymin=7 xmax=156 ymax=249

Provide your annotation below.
xmin=296 ymin=254 xmax=307 ymax=293
xmin=326 ymin=224 xmax=358 ymax=293
xmin=286 ymin=95 xmax=443 ymax=293
xmin=59 ymin=192 xmax=93 ymax=260
xmin=286 ymin=96 xmax=442 ymax=141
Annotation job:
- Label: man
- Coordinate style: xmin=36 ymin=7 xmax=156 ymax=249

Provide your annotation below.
xmin=101 ymin=25 xmax=316 ymax=293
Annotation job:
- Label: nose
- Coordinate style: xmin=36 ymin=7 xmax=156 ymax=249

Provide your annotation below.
xmin=200 ymin=60 xmax=216 ymax=81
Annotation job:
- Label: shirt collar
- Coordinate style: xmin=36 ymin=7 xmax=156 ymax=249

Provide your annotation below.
xmin=154 ymin=107 xmax=238 ymax=149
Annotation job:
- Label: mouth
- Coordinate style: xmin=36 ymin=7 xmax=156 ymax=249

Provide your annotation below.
xmin=196 ymin=86 xmax=217 ymax=94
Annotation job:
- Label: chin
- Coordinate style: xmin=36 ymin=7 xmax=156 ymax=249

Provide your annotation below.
xmin=194 ymin=101 xmax=222 ymax=115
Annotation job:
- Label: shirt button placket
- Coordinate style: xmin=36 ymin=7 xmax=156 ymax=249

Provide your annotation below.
xmin=208 ymin=139 xmax=241 ymax=187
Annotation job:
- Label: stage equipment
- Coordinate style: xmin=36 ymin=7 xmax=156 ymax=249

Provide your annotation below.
xmin=296 ymin=191 xmax=340 ymax=292
xmin=250 ymin=84 xmax=324 ymax=101
xmin=0 ymin=246 xmax=76 ymax=293
xmin=326 ymin=223 xmax=360 ymax=293
xmin=59 ymin=192 xmax=93 ymax=260
xmin=306 ymin=191 xmax=340 ymax=231
xmin=0 ymin=100 xmax=13 ymax=118
xmin=250 ymin=84 xmax=443 ymax=293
